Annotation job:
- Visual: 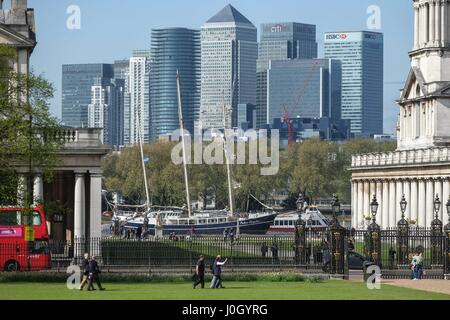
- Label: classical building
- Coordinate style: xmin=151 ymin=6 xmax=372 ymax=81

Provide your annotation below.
xmin=1 ymin=1 xmax=110 ymax=242
xmin=351 ymin=0 xmax=450 ymax=229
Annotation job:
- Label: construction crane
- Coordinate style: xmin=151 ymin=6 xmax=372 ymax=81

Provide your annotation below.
xmin=281 ymin=60 xmax=321 ymax=145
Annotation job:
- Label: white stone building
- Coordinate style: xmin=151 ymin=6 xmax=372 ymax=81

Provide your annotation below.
xmin=351 ymin=0 xmax=450 ymax=229
xmin=200 ymin=5 xmax=257 ymax=130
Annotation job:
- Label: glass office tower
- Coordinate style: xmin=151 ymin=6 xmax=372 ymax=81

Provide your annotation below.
xmin=150 ymin=28 xmax=200 ymax=139
xmin=266 ymin=59 xmax=342 ymax=126
xmin=324 ymin=31 xmax=383 ymax=136
xmin=62 ymin=64 xmax=114 ymax=128
xmin=200 ymin=5 xmax=257 ymax=130
xmin=256 ymin=22 xmax=317 ymax=128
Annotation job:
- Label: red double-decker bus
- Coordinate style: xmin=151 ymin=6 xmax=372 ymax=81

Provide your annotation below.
xmin=0 ymin=205 xmax=51 ymax=271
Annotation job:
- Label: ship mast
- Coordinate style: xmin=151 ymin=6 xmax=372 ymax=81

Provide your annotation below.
xmin=222 ymin=90 xmax=238 ymax=235
xmin=176 ymin=70 xmax=192 ymax=218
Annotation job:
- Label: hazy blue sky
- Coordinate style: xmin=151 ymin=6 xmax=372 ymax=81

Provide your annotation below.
xmin=27 ymin=0 xmax=413 ymax=134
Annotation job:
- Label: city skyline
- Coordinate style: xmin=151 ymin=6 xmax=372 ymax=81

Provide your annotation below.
xmin=28 ymin=0 xmax=413 ymax=134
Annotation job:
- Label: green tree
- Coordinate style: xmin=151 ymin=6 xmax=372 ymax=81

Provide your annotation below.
xmin=0 ymin=44 xmax=61 ymax=206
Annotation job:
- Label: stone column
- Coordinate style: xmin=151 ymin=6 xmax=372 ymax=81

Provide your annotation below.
xmin=435 ymin=178 xmax=443 ymax=221
xmin=425 ymin=3 xmax=430 ymax=44
xmin=396 ymin=179 xmax=404 ymax=223
xmin=414 ymin=3 xmax=420 ymax=48
xmin=363 ymin=180 xmax=371 ymax=226
xmin=410 ymin=178 xmax=419 ymax=225
xmin=74 ymin=172 xmax=86 ymax=240
xmin=89 ymin=172 xmax=103 ymax=257
xmin=418 ymin=179 xmax=427 ymax=226
xmin=17 ymin=173 xmax=27 ymax=206
xmin=358 ymin=180 xmax=364 ymax=228
xmin=352 ymin=181 xmax=358 ymax=228
xmin=382 ymin=180 xmax=389 ymax=229
xmin=404 ymin=179 xmax=411 ymax=222
xmin=442 ymin=0 xmax=448 ymax=45
xmin=33 ymin=173 xmax=44 ymax=205
xmin=436 ymin=0 xmax=442 ymax=43
xmin=376 ymin=180 xmax=383 ymax=226
xmin=443 ymin=177 xmax=450 ymax=226
xmin=426 ymin=178 xmax=435 ymax=227
xmin=430 ymin=0 xmax=436 ymax=44
xmin=389 ymin=180 xmax=397 ymax=228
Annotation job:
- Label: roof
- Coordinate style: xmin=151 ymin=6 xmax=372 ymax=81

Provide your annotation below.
xmin=206 ymin=4 xmax=254 ymax=26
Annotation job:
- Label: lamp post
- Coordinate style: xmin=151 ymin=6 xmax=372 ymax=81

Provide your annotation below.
xmin=370 ymin=194 xmax=379 ymax=223
xmin=400 ymin=195 xmax=408 ymax=219
xmin=331 ymin=194 xmax=341 ymax=226
xmin=433 ymin=194 xmax=442 ymax=220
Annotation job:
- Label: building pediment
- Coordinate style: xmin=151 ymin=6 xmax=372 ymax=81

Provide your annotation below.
xmin=0 ymin=24 xmax=35 ymax=48
xmin=400 ymin=67 xmax=428 ymax=101
xmin=440 ymin=84 xmax=450 ymax=96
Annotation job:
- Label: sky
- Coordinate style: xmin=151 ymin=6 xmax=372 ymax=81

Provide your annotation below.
xmin=26 ymin=0 xmax=413 ymax=134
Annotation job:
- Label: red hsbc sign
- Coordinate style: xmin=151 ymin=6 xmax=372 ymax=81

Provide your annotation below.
xmin=326 ymin=33 xmax=348 ymax=40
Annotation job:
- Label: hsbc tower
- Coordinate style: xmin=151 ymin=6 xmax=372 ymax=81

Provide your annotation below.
xmin=325 ymin=31 xmax=384 ymax=136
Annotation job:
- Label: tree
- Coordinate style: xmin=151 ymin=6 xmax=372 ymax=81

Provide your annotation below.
xmin=0 ymin=44 xmax=62 ymax=206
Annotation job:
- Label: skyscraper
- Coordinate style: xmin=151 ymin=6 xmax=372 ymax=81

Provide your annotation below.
xmin=87 ymin=78 xmax=125 ymax=147
xmin=62 ymin=64 xmax=114 ymax=128
xmin=200 ymin=5 xmax=257 ymax=130
xmin=324 ymin=31 xmax=384 ymax=136
xmin=150 ymin=28 xmax=200 ymax=139
xmin=256 ymin=22 xmax=318 ymax=128
xmin=266 ymin=59 xmax=342 ymax=125
xmin=124 ymin=50 xmax=151 ymax=144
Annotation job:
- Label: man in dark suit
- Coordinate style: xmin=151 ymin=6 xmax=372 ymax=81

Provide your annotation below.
xmin=87 ymin=256 xmax=105 ymax=291
xmin=193 ymin=255 xmax=206 ymax=289
xmin=79 ymin=253 xmax=90 ymax=291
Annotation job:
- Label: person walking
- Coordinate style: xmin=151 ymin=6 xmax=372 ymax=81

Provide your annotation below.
xmin=411 ymin=251 xmax=424 ymax=280
xmin=79 ymin=253 xmax=90 ymax=291
xmin=210 ymin=255 xmax=227 ymax=289
xmin=223 ymin=229 xmax=229 ymax=242
xmin=261 ymin=243 xmax=268 ymax=257
xmin=193 ymin=255 xmax=206 ymax=289
xmin=270 ymin=242 xmax=279 ymax=261
xmin=229 ymin=229 xmax=235 ymax=243
xmin=87 ymin=256 xmax=106 ymax=291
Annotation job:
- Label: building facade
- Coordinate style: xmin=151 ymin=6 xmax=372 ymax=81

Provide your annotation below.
xmin=351 ymin=0 xmax=450 ymax=229
xmin=266 ymin=59 xmax=342 ymax=126
xmin=62 ymin=64 xmax=114 ymax=128
xmin=150 ymin=28 xmax=200 ymax=139
xmin=87 ymin=78 xmax=124 ymax=147
xmin=200 ymin=4 xmax=257 ymax=130
xmin=324 ymin=31 xmax=384 ymax=136
xmin=125 ymin=50 xmax=151 ymax=144
xmin=256 ymin=22 xmax=318 ymax=128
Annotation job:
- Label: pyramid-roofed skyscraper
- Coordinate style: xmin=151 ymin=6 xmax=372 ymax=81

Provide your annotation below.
xmin=200 ymin=5 xmax=257 ymax=130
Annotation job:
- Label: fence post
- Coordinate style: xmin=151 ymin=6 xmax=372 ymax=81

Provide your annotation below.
xmin=329 ymin=195 xmax=345 ymax=277
xmin=397 ymin=196 xmax=410 ymax=266
xmin=445 ymin=221 xmax=450 ymax=280
xmin=295 ymin=219 xmax=306 ymax=267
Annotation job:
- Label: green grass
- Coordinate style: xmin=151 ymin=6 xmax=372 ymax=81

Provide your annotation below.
xmin=0 ymin=280 xmax=449 ymax=300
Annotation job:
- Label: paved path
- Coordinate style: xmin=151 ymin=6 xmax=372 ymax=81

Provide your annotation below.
xmin=381 ymin=279 xmax=450 ymax=295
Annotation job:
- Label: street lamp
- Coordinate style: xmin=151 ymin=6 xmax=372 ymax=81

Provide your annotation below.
xmin=433 ymin=194 xmax=441 ymax=219
xmin=370 ymin=194 xmax=379 ymax=222
xmin=400 ymin=195 xmax=408 ymax=218
xmin=446 ymin=196 xmax=450 ymax=218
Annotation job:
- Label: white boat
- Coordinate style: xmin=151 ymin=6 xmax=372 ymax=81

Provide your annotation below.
xmin=266 ymin=206 xmax=330 ymax=235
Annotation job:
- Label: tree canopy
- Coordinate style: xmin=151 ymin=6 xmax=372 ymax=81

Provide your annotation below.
xmin=0 ymin=44 xmax=62 ymax=205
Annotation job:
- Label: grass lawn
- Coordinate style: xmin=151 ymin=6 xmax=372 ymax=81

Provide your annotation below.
xmin=0 ymin=280 xmax=449 ymax=300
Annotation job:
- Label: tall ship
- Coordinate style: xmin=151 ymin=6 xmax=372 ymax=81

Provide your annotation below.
xmin=111 ymin=71 xmax=277 ymax=236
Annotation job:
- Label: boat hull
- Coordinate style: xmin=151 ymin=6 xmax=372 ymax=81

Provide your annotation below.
xmin=125 ymin=213 xmax=277 ymax=235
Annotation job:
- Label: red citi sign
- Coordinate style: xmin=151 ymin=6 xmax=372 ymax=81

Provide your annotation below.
xmin=326 ymin=33 xmax=348 ymax=40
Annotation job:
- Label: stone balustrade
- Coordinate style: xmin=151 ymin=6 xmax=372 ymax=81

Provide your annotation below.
xmin=351 ymin=147 xmax=450 ymax=168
